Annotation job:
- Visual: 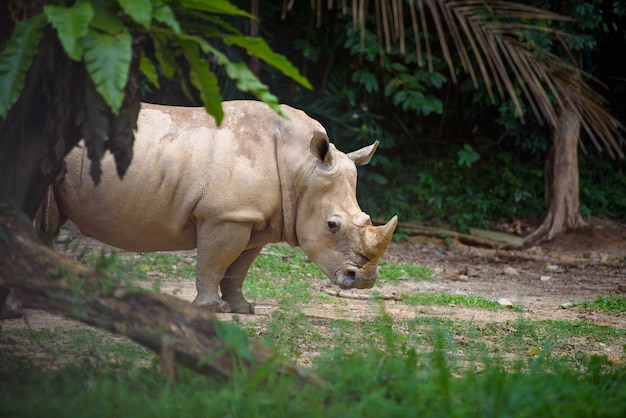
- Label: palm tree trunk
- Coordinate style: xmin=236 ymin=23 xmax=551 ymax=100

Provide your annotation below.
xmin=524 ymin=103 xmax=587 ymax=244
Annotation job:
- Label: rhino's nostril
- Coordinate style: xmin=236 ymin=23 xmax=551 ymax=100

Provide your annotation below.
xmin=344 ymin=271 xmax=356 ymax=286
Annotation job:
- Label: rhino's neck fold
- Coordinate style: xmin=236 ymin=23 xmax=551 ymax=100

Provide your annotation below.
xmin=275 ymin=139 xmax=299 ymax=248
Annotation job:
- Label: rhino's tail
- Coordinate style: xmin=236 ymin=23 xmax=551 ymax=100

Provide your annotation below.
xmin=33 ymin=186 xmax=66 ymax=246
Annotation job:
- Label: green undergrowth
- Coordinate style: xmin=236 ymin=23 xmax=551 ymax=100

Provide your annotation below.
xmin=401 ymin=292 xmax=524 ymax=311
xmin=249 ymin=303 xmax=626 ymax=367
xmin=2 ymin=245 xmax=624 ymax=416
xmin=574 ymin=295 xmax=626 ymax=314
xmin=1 ymin=327 xmax=625 ymax=418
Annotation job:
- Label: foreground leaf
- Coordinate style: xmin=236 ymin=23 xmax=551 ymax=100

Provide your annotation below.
xmin=207 ymin=46 xmax=284 ymax=117
xmin=44 ymin=2 xmax=94 ymax=61
xmin=81 ymin=28 xmax=132 ymax=114
xmin=139 ymin=52 xmax=159 ymax=88
xmin=224 ymin=35 xmax=312 ymax=90
xmin=0 ymin=14 xmax=46 ymax=118
xmin=225 ymin=61 xmax=283 ymax=112
xmin=116 ymin=0 xmax=153 ymax=28
xmin=151 ymin=34 xmax=177 ymax=78
xmin=180 ymin=40 xmax=223 ymax=124
xmin=153 ymin=2 xmax=181 ymax=34
xmin=180 ymin=0 xmax=253 ymax=18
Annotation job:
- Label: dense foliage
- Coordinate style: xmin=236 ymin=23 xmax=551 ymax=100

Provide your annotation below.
xmin=245 ymin=0 xmax=626 ymax=230
xmin=2 ymin=344 xmax=625 ymax=418
xmin=2 ymin=0 xmax=624 ymax=229
xmin=0 ymin=0 xmax=310 ymax=122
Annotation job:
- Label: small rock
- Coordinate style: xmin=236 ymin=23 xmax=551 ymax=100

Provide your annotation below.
xmin=503 ymin=267 xmax=519 ymax=275
xmin=540 ymin=276 xmax=551 ymax=282
xmin=498 ymin=298 xmax=513 ymax=307
xmin=545 ymin=264 xmax=559 ymax=271
xmin=561 ymin=302 xmax=573 ymax=309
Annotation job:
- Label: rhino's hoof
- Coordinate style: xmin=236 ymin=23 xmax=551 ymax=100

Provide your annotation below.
xmin=192 ymin=297 xmax=232 ymax=313
xmin=229 ymin=302 xmax=255 ymax=315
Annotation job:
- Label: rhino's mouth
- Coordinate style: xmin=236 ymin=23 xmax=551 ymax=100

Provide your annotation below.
xmin=333 ymin=265 xmax=377 ymax=290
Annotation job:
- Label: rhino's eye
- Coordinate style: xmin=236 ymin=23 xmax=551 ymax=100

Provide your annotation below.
xmin=327 ymin=220 xmax=341 ymax=233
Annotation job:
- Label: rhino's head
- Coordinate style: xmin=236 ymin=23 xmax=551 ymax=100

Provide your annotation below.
xmin=296 ymin=132 xmax=398 ymax=290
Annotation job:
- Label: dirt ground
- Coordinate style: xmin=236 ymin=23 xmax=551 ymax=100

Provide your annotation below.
xmin=2 ymin=217 xmax=625 ymax=362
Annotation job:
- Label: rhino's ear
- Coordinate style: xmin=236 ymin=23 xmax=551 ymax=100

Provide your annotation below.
xmin=347 ymin=141 xmax=379 ymax=166
xmin=310 ymin=131 xmax=332 ymax=166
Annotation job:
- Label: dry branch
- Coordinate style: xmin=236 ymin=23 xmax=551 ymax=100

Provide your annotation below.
xmin=322 ymin=287 xmax=402 ymax=301
xmin=0 ymin=208 xmax=322 ymax=386
xmin=373 ymin=218 xmax=523 ymax=248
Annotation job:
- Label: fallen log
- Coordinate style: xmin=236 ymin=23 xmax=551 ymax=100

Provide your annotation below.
xmin=0 ymin=207 xmax=322 ymax=386
xmin=373 ymin=218 xmax=524 ymax=249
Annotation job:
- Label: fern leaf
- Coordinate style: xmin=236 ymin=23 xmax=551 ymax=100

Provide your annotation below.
xmin=81 ymin=27 xmax=132 ymax=114
xmin=153 ymin=3 xmax=181 ymax=34
xmin=224 ymin=35 xmax=312 ymax=90
xmin=179 ymin=0 xmax=253 ymax=18
xmin=180 ymin=40 xmax=223 ymax=124
xmin=44 ymin=3 xmax=94 ymax=61
xmin=0 ymin=14 xmax=46 ymax=119
xmin=116 ymin=0 xmax=153 ymax=29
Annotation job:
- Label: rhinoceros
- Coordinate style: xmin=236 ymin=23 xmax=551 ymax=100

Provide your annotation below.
xmin=51 ymin=101 xmax=398 ymax=313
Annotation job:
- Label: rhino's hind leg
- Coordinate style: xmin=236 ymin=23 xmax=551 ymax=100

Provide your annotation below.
xmin=192 ymin=222 xmax=254 ymax=313
xmin=220 ymin=247 xmax=263 ymax=314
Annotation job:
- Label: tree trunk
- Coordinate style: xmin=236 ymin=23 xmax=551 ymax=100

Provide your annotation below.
xmin=0 ymin=32 xmax=83 ymax=218
xmin=0 ymin=206 xmax=322 ymax=386
xmin=524 ymin=104 xmax=587 ymax=245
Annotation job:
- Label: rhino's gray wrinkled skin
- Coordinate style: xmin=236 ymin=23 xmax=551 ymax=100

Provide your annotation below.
xmin=54 ymin=101 xmax=398 ymax=313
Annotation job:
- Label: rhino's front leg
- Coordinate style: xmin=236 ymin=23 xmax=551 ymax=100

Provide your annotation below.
xmin=192 ymin=222 xmax=252 ymax=313
xmin=220 ymin=247 xmax=263 ymax=314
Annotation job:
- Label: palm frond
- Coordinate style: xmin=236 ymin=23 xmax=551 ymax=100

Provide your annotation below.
xmin=285 ymin=0 xmax=624 ymax=157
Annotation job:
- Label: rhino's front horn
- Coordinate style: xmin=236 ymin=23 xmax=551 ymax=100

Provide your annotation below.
xmin=365 ymin=215 xmax=398 ymax=258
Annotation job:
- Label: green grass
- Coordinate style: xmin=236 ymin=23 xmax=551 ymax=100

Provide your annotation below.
xmin=378 ymin=262 xmax=434 ymax=283
xmin=88 ymin=250 xmax=196 ymax=281
xmin=3 ymin=245 xmax=625 ymax=416
xmin=2 ymin=326 xmax=153 ymax=367
xmin=401 ymin=291 xmax=523 ymax=311
xmin=1 ymin=333 xmax=625 ymax=418
xmin=575 ymin=295 xmax=626 ymax=314
xmin=245 ymin=246 xmax=320 ymax=303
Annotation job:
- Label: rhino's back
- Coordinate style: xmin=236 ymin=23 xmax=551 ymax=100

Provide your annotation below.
xmin=55 ymin=101 xmax=291 ymax=252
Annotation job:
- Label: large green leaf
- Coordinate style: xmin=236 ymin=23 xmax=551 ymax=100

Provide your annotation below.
xmin=44 ymin=2 xmax=94 ymax=61
xmin=116 ymin=0 xmax=153 ymax=29
xmin=139 ymin=51 xmax=159 ymax=88
xmin=207 ymin=45 xmax=284 ymax=116
xmin=80 ymin=28 xmax=132 ymax=114
xmin=151 ymin=34 xmax=176 ymax=78
xmin=180 ymin=0 xmax=253 ymax=19
xmin=224 ymin=61 xmax=283 ymax=113
xmin=89 ymin=1 xmax=124 ymax=34
xmin=153 ymin=2 xmax=181 ymax=34
xmin=224 ymin=35 xmax=312 ymax=90
xmin=0 ymin=14 xmax=46 ymax=119
xmin=180 ymin=40 xmax=223 ymax=124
